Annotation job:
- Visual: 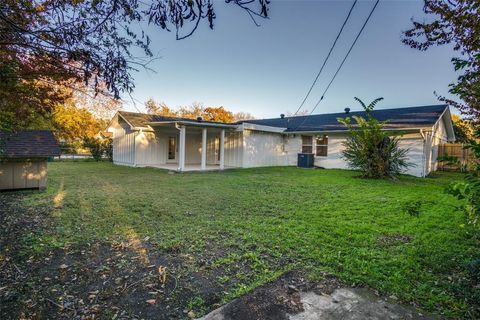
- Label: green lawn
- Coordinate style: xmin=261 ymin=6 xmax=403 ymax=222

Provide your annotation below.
xmin=14 ymin=162 xmax=480 ymax=317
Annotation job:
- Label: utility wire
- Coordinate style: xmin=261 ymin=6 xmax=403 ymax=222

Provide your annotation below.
xmin=291 ymin=0 xmax=380 ymax=132
xmin=293 ymin=0 xmax=358 ymax=116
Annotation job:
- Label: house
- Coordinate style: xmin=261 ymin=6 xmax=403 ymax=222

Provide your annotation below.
xmin=0 ymin=130 xmax=61 ymax=190
xmin=107 ymin=105 xmax=455 ymax=177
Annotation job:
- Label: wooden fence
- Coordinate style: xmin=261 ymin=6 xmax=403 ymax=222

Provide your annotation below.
xmin=437 ymin=143 xmax=473 ymax=171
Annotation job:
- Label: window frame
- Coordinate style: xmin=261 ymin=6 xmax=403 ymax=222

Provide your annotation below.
xmin=315 ymin=135 xmax=328 ymax=157
xmin=301 ymin=135 xmax=313 ymax=154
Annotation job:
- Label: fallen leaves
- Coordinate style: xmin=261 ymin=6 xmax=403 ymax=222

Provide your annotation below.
xmin=158 ymin=266 xmax=167 ymax=285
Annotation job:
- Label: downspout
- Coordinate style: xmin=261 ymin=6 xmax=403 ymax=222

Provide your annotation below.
xmin=419 ymin=129 xmax=426 ymax=178
xmin=133 ymin=129 xmax=140 ymax=167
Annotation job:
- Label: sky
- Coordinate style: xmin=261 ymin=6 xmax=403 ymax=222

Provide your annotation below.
xmin=122 ymin=0 xmax=459 ymax=119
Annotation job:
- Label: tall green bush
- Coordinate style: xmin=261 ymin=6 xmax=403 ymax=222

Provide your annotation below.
xmin=447 ymin=129 xmax=480 ymax=228
xmin=337 ymin=97 xmax=412 ymax=179
xmin=83 ymin=137 xmax=112 ymax=161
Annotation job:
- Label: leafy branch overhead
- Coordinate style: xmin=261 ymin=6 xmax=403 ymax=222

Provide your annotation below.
xmin=402 ymin=0 xmax=480 ymax=121
xmin=1 ymin=0 xmax=269 ymax=97
xmin=0 ymin=0 xmax=269 ymax=130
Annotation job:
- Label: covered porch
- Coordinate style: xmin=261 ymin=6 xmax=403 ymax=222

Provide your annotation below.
xmin=145 ymin=120 xmax=237 ymax=172
xmin=147 ymin=163 xmax=233 ymax=172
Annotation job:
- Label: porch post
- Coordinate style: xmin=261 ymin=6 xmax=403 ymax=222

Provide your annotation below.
xmin=219 ymin=129 xmax=225 ymax=170
xmin=201 ymin=128 xmax=207 ymax=170
xmin=178 ymin=126 xmax=186 ymax=172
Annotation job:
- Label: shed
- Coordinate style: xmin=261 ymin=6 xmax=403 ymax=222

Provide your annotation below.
xmin=0 ymin=130 xmax=61 ymax=190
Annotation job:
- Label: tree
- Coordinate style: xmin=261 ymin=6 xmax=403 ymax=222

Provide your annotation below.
xmin=144 ymin=100 xmax=238 ymax=123
xmin=177 ymin=102 xmax=205 ymax=119
xmin=0 ymin=1 xmax=269 ymax=129
xmin=402 ymin=0 xmax=480 ymax=121
xmin=447 ymin=129 xmax=480 ymax=228
xmin=52 ymin=104 xmax=106 ymax=142
xmin=337 ymin=97 xmax=412 ymax=179
xmin=145 ymin=98 xmax=177 ymax=117
xmin=452 ymin=114 xmax=476 ymax=143
xmin=203 ymin=107 xmax=234 ymax=122
xmin=233 ymin=112 xmax=255 ymax=121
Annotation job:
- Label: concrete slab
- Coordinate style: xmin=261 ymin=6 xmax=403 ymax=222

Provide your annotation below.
xmin=199 ymin=287 xmax=433 ymax=320
xmin=290 ymin=288 xmax=430 ymax=320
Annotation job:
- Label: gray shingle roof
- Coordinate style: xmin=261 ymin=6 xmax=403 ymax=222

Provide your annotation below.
xmin=118 ymin=111 xmax=235 ymax=127
xmin=240 ymin=105 xmax=448 ymax=132
xmin=0 ymin=130 xmax=61 ymax=158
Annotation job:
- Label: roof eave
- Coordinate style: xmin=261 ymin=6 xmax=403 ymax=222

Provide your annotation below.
xmin=147 ymin=121 xmax=236 ymax=129
xmin=285 ymin=127 xmax=431 ymax=134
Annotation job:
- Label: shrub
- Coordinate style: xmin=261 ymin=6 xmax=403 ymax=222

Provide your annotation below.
xmin=83 ymin=137 xmax=104 ymax=161
xmin=402 ymin=200 xmax=422 ymax=217
xmin=103 ymin=138 xmax=113 ymax=161
xmin=447 ymin=134 xmax=480 ymax=229
xmin=83 ymin=137 xmax=112 ymax=161
xmin=337 ymin=97 xmax=413 ymax=179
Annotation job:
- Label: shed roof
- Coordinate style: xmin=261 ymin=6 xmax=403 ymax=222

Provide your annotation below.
xmin=0 ymin=130 xmax=61 ymax=158
xmin=240 ymin=105 xmax=448 ymax=132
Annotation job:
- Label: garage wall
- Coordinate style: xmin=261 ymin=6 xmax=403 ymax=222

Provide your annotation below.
xmin=0 ymin=159 xmax=47 ymax=190
xmin=424 ymin=116 xmax=449 ymax=175
xmin=112 ymin=117 xmax=135 ymax=166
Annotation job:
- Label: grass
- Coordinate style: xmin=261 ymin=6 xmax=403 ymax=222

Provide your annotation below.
xmin=15 ymin=162 xmax=480 ymax=317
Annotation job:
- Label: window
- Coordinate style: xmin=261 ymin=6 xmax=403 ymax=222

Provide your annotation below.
xmin=168 ymin=137 xmax=176 ymax=160
xmin=316 ymin=135 xmax=328 ymax=156
xmin=301 ymin=135 xmax=313 ymax=153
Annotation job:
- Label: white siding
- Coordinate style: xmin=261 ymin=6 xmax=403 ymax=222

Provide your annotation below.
xmin=422 ymin=115 xmax=450 ymax=175
xmin=313 ymin=132 xmax=428 ymax=177
xmin=398 ymin=133 xmax=426 ymax=177
xmin=135 ymin=130 xmax=166 ymax=166
xmin=284 ymin=134 xmax=302 ymax=165
xmin=185 ymin=133 xmax=202 ymax=165
xmin=242 ymin=130 xmax=289 ymax=167
xmin=112 ymin=118 xmax=135 ymax=165
xmin=313 ymin=134 xmax=349 ymax=170
xmin=225 ymin=131 xmax=243 ymax=167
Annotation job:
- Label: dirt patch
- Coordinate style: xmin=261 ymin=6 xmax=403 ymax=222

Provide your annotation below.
xmin=376 ymin=233 xmax=413 ymax=246
xmin=0 ymin=192 xmax=230 ymax=319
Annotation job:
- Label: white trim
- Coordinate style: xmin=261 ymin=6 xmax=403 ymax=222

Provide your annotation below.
xmin=433 ymin=106 xmax=455 ymax=142
xmin=219 ymin=129 xmax=225 ymax=170
xmin=147 ymin=121 xmax=235 ymax=129
xmin=241 ymin=123 xmax=286 ymax=133
xmin=201 ymin=128 xmax=207 ymax=170
xmin=177 ymin=126 xmax=186 ymax=172
xmin=287 ymin=127 xmax=433 ymax=134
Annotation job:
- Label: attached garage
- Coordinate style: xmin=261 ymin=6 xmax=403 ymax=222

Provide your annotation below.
xmin=0 ymin=130 xmax=60 ymax=190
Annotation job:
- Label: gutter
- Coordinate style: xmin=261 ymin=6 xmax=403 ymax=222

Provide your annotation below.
xmin=147 ymin=121 xmax=235 ymax=129
xmin=286 ymin=127 xmax=429 ymax=135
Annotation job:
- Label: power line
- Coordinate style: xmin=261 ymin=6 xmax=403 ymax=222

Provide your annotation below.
xmin=293 ymin=0 xmax=358 ymax=116
xmin=291 ymin=0 xmax=380 ymax=132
